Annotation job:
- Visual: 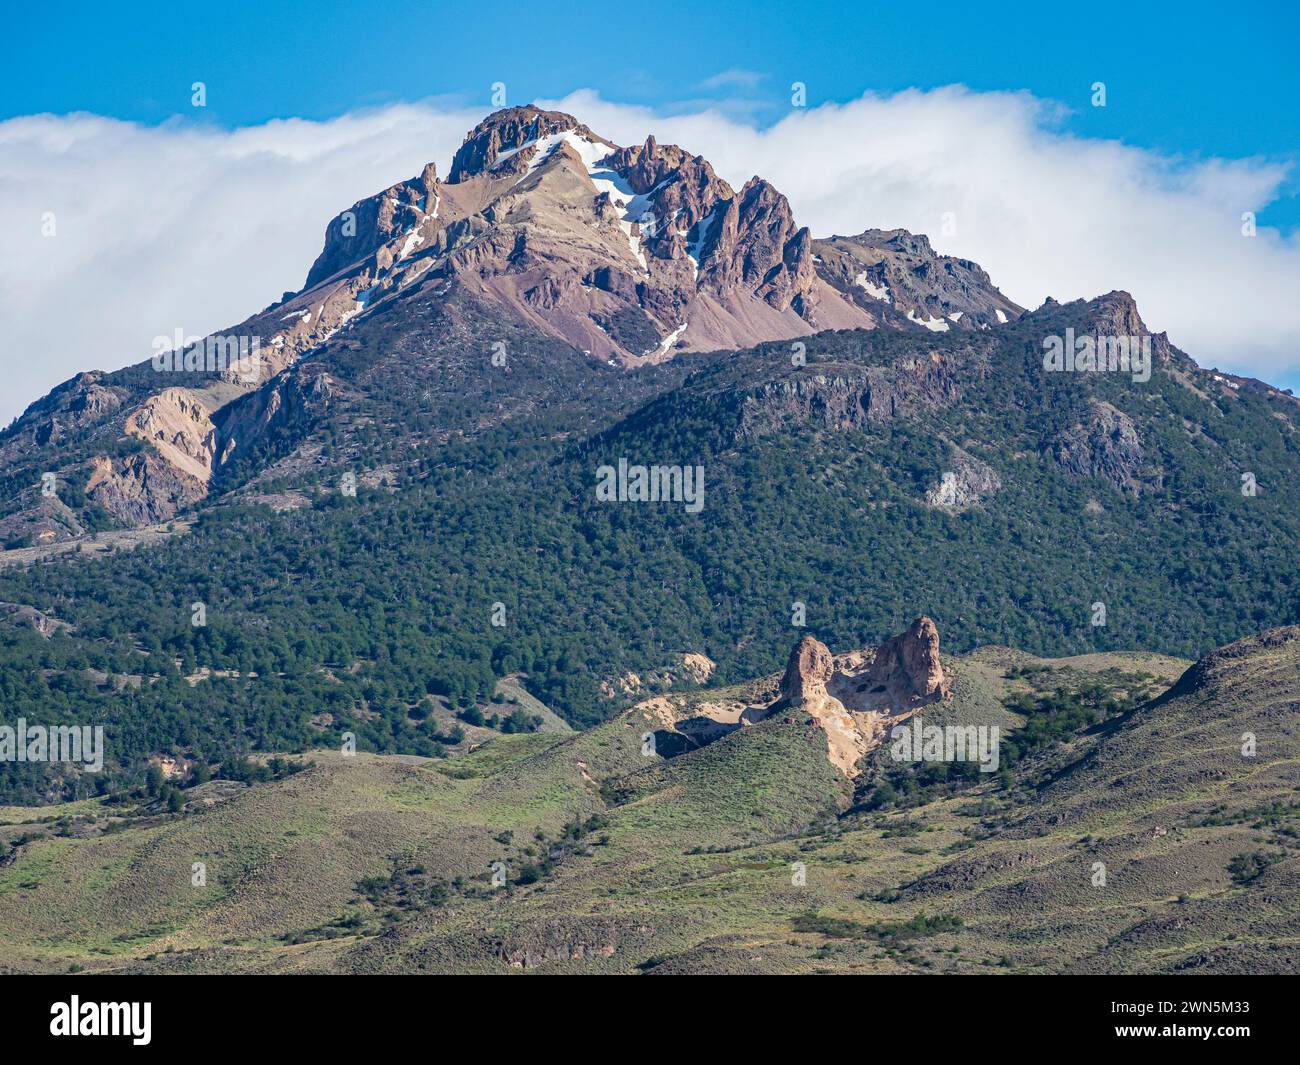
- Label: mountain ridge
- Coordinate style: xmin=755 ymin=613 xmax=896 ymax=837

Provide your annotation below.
xmin=1 ymin=104 xmax=1299 ymax=810
xmin=1 ymin=103 xmax=1027 ymax=538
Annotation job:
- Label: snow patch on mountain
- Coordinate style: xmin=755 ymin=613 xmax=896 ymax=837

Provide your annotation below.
xmin=854 ymin=271 xmax=891 ymax=302
xmin=908 ymin=309 xmax=950 ymax=332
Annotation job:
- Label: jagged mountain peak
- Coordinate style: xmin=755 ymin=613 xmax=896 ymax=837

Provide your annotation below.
xmin=812 ymin=228 xmax=1023 ymax=332
xmin=290 ymin=106 xmax=1027 ymax=376
xmin=447 ymin=105 xmax=614 ymax=183
xmin=287 ymin=105 xmax=871 ymax=371
xmin=11 ymin=104 xmax=1273 ymax=548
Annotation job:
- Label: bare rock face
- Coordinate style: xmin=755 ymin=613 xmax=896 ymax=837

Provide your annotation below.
xmin=85 ymin=450 xmax=207 ymax=526
xmin=602 ymin=135 xmax=734 ymax=264
xmin=702 ymin=178 xmax=817 ymax=314
xmin=1 ymin=372 xmax=129 ymax=463
xmin=297 ymin=105 xmax=873 ymax=370
xmin=305 ymin=162 xmax=440 ymax=289
xmin=925 ymin=449 xmax=1002 ymax=509
xmin=780 ymin=635 xmax=835 ymax=703
xmin=214 ymin=363 xmax=337 ymax=470
xmin=1050 ymin=400 xmax=1144 ymax=491
xmin=1088 ymin=289 xmax=1146 ymax=339
xmin=774 ymin=618 xmax=950 ymax=774
xmin=856 ymin=617 xmax=949 ymax=707
xmin=739 ymin=355 xmax=960 ymax=439
xmin=696 ymin=176 xmax=816 ymax=312
xmin=813 ymin=229 xmax=1023 ymax=331
xmin=125 ymin=388 xmax=218 ymax=486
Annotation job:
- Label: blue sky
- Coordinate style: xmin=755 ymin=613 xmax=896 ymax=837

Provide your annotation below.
xmin=6 ymin=0 xmax=1298 ymax=226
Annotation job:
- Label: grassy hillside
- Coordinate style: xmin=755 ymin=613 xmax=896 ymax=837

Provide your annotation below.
xmin=2 ymin=630 xmax=1294 ymax=975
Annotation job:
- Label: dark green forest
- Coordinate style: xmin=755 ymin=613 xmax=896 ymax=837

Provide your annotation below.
xmin=1 ymin=296 xmax=1297 ymax=803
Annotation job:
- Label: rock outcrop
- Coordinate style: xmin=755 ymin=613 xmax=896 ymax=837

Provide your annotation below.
xmin=701 ymin=177 xmax=818 ymax=314
xmin=780 ymin=635 xmax=835 ymax=703
xmin=813 ymin=229 xmax=1023 ymax=332
xmin=85 ymin=449 xmax=207 ymax=525
xmin=305 ymin=163 xmax=441 ymax=289
xmin=925 ymin=448 xmax=1002 ymax=509
xmin=738 ymin=356 xmax=960 ymax=439
xmin=851 ymin=617 xmax=948 ymax=707
xmin=642 ymin=617 xmax=951 ymax=778
xmin=0 ymin=372 xmax=129 ymax=465
xmin=599 ymin=651 xmax=718 ymax=699
xmin=448 ymin=108 xmax=609 ymax=183
xmin=1049 ymin=399 xmax=1144 ymax=491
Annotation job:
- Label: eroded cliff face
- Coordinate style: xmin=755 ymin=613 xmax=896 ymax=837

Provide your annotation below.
xmin=738 ymin=354 xmax=961 ymax=438
xmin=213 ymin=363 xmax=338 ymax=471
xmin=86 ymin=450 xmax=207 ymax=526
xmin=635 ymin=617 xmax=951 ymax=778
xmin=77 ymin=363 xmax=338 ymax=525
xmin=1049 ymin=399 xmax=1145 ymax=492
xmin=124 ymin=389 xmax=218 ymax=486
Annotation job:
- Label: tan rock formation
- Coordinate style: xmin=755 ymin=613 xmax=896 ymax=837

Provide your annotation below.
xmin=640 ymin=617 xmax=950 ymax=778
xmin=780 ymin=635 xmax=835 ymax=703
xmin=853 ymin=616 xmax=949 ymax=707
xmin=125 ymin=388 xmax=217 ymax=485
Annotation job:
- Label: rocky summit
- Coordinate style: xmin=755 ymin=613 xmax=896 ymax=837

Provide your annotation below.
xmin=0 ymin=105 xmax=1027 ymax=538
xmin=1 ymin=96 xmax=1299 ymax=980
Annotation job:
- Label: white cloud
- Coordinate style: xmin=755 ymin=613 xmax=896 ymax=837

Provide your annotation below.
xmin=0 ymin=103 xmax=482 ymax=426
xmin=549 ymin=88 xmax=1299 ymax=386
xmin=2 ymin=87 xmax=1297 ymax=425
xmin=699 ymin=68 xmax=766 ymax=91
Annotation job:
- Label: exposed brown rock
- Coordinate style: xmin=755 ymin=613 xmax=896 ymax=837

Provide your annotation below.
xmin=857 ymin=616 xmax=949 ymax=707
xmin=780 ymin=635 xmax=835 ymax=703
xmin=0 ymin=372 xmax=129 ymax=464
xmin=303 ymin=105 xmax=872 ymax=369
xmin=702 ymin=178 xmax=817 ymax=314
xmin=642 ymin=617 xmax=950 ymax=779
xmin=305 ymin=163 xmax=440 ymax=289
xmin=214 ymin=363 xmax=337 ymax=470
xmin=447 ymin=107 xmax=608 ymax=183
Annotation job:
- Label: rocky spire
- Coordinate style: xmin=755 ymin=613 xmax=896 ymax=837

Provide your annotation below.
xmin=304 ymin=162 xmax=439 ymax=289
xmin=780 ymin=634 xmax=835 ymax=703
xmin=861 ymin=616 xmax=948 ymax=705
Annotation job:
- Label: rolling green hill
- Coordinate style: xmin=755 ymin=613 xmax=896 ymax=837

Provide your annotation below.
xmin=2 ymin=627 xmax=1293 ymax=975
